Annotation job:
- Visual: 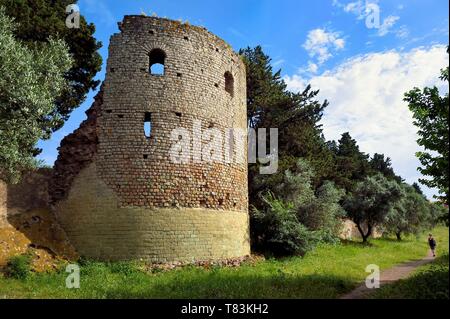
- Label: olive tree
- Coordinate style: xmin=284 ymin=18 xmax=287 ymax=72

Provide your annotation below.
xmin=0 ymin=8 xmax=73 ymax=182
xmin=383 ymin=184 xmax=430 ymax=240
xmin=343 ymin=173 xmax=402 ymax=242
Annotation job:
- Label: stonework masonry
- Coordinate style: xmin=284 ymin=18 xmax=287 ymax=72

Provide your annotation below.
xmin=0 ymin=180 xmax=6 ymax=227
xmin=55 ymin=163 xmax=249 ymax=261
xmin=51 ymin=16 xmax=250 ymax=262
xmin=1 ymin=169 xmax=52 ymax=225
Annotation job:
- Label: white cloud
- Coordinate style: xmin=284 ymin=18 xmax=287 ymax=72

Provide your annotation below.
xmin=378 ymin=15 xmax=400 ymax=36
xmin=272 ymin=59 xmax=285 ymax=67
xmin=307 ymin=62 xmax=319 ymax=73
xmin=284 ymin=45 xmax=448 ymax=199
xmin=334 ymin=1 xmax=407 ymax=38
xmin=303 ymin=28 xmax=346 ymax=64
xmin=344 ymin=1 xmax=366 ymax=19
xmin=395 ymin=25 xmax=409 ymax=39
xmin=334 ymin=0 xmax=380 ymax=20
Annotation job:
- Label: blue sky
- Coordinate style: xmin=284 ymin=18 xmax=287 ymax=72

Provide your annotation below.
xmin=37 ymin=0 xmax=449 ymax=199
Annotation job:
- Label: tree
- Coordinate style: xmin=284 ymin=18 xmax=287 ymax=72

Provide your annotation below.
xmin=429 ymin=202 xmax=449 ymax=227
xmin=252 ymin=192 xmax=315 ymax=256
xmin=343 ymin=173 xmax=402 ymax=242
xmin=251 ymin=159 xmax=344 ymax=255
xmin=404 ymin=46 xmax=449 ymax=206
xmin=240 ymin=46 xmax=335 ymax=209
xmin=383 ymin=183 xmax=430 ymax=240
xmin=0 ymin=0 xmax=102 ymax=133
xmin=369 ymin=153 xmax=402 ymax=183
xmin=332 ymin=132 xmax=371 ymax=192
xmin=412 ymin=182 xmax=425 ymax=196
xmin=0 ymin=8 xmax=72 ymax=182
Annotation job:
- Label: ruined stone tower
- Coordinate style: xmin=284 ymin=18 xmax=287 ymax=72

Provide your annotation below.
xmin=50 ymin=16 xmax=249 ymax=262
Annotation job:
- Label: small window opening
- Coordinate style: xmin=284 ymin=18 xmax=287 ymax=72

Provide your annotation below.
xmin=177 ymin=73 xmax=182 ymax=78
xmin=118 ymin=114 xmax=124 ymax=118
xmin=215 ymin=48 xmax=219 ymax=52
xmin=105 ymin=110 xmax=112 ymax=114
xmin=149 ymin=30 xmax=155 ymax=35
xmin=149 ymin=48 xmax=166 ymax=75
xmin=143 ymin=154 xmax=148 ymax=159
xmin=175 ymin=112 xmax=182 ymax=117
xmin=224 ymin=71 xmax=234 ymax=96
xmin=214 ymin=83 xmax=219 ymax=88
xmin=110 ymin=68 xmax=116 ymax=73
xmin=183 ymin=36 xmax=189 ymax=41
xmin=144 ymin=112 xmax=152 ymax=138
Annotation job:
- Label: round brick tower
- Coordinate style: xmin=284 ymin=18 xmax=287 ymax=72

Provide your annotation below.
xmin=51 ymin=16 xmax=249 ymax=262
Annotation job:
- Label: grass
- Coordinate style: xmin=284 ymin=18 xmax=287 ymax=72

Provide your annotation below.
xmin=371 ymin=254 xmax=449 ymax=299
xmin=4 ymin=253 xmax=33 ymax=280
xmin=0 ymin=226 xmax=448 ymax=299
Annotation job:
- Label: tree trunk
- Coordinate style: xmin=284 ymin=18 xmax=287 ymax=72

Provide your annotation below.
xmin=356 ymin=222 xmax=373 ymax=243
xmin=396 ymin=231 xmax=402 ymax=241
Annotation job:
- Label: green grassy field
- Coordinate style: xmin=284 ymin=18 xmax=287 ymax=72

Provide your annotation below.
xmin=0 ymin=226 xmax=448 ymax=299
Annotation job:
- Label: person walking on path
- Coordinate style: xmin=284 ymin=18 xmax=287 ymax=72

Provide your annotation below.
xmin=428 ymin=234 xmax=437 ymax=257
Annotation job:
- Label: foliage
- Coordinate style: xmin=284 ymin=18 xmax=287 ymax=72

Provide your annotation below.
xmin=412 ymin=182 xmax=425 ymax=196
xmin=343 ymin=173 xmax=402 ymax=242
xmin=0 ymin=0 xmax=102 ymax=131
xmin=0 ymin=8 xmax=73 ymax=182
xmin=332 ymin=132 xmax=371 ymax=192
xmin=240 ymin=46 xmax=335 ymax=204
xmin=429 ymin=202 xmax=450 ymax=227
xmin=5 ymin=253 xmax=33 ymax=280
xmin=383 ymin=183 xmax=431 ymax=240
xmin=251 ymin=159 xmax=344 ymax=255
xmin=369 ymin=153 xmax=402 ymax=183
xmin=252 ymin=192 xmax=316 ymax=256
xmin=404 ymin=46 xmax=449 ymax=206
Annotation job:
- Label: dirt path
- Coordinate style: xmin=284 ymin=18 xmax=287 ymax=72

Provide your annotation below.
xmin=340 ymin=252 xmax=435 ymax=299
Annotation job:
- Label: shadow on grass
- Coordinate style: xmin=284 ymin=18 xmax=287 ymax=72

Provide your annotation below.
xmin=340 ymin=239 xmax=375 ymax=247
xmin=100 ymin=271 xmax=357 ymax=299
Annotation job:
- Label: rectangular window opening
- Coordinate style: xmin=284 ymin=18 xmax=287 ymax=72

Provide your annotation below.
xmin=144 ymin=112 xmax=152 ymax=138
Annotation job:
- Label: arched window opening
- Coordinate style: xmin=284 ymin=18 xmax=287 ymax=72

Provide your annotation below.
xmin=149 ymin=49 xmax=166 ymax=75
xmin=144 ymin=112 xmax=152 ymax=138
xmin=224 ymin=71 xmax=234 ymax=96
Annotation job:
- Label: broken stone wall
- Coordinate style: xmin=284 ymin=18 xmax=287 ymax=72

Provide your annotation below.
xmin=49 ymin=89 xmax=102 ymax=204
xmin=0 ymin=180 xmax=6 ymax=228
